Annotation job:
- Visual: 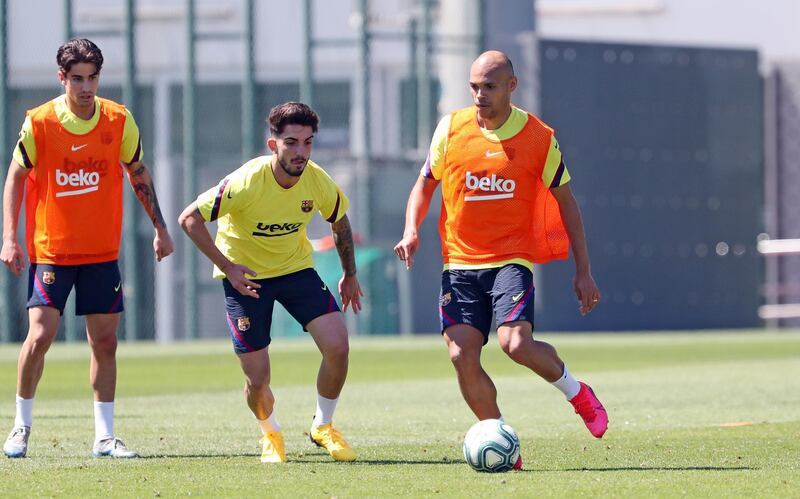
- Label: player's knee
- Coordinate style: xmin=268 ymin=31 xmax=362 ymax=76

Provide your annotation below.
xmin=23 ymin=328 xmax=57 ymax=357
xmin=89 ymin=333 xmax=118 ymax=357
xmin=322 ymin=339 xmax=349 ymax=362
xmin=245 ymin=375 xmax=270 ymax=394
xmin=501 ymin=335 xmax=533 ymax=364
xmin=449 ymin=344 xmax=478 ymax=371
xmin=502 ymin=340 xmax=527 ymax=364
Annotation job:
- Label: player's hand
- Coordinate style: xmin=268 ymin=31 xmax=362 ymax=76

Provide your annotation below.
xmin=0 ymin=239 xmax=25 ymax=276
xmin=339 ymin=274 xmax=364 ymax=314
xmin=223 ymin=263 xmax=261 ymax=298
xmin=393 ymin=232 xmax=419 ymax=270
xmin=153 ymin=228 xmax=175 ymax=262
xmin=574 ymin=271 xmax=600 ymax=316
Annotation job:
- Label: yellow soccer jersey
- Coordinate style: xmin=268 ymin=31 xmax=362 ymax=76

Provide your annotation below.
xmin=12 ymin=95 xmax=142 ymax=168
xmin=196 ymin=156 xmax=349 ymax=279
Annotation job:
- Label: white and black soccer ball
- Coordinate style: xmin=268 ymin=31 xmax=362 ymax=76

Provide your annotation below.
xmin=462 ymin=419 xmax=521 ymax=472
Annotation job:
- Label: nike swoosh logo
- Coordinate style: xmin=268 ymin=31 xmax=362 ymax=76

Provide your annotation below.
xmin=321 ymin=285 xmax=327 ymax=291
xmin=512 ymin=291 xmax=524 ymax=302
xmin=227 ymin=191 xmax=233 ymax=199
xmin=114 ymin=282 xmax=121 ymax=292
xmin=71 ymin=144 xmax=88 ymax=152
xmin=485 ymin=150 xmax=504 ymax=158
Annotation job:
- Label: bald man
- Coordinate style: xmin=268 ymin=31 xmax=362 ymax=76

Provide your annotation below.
xmin=394 ymin=51 xmax=608 ymax=468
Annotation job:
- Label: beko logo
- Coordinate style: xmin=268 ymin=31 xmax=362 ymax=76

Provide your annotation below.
xmin=464 ymin=171 xmax=516 ymax=201
xmin=55 ymin=169 xmax=100 ymax=197
xmin=252 ymin=222 xmax=303 ymax=237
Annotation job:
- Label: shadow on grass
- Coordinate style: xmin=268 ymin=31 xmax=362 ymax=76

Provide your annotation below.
xmin=138 ymin=453 xmax=463 ymax=466
xmin=139 ymin=453 xmax=258 ymax=459
xmin=560 ymin=466 xmax=757 ymax=472
xmin=300 ymin=458 xmax=464 ymax=466
xmin=34 ymin=414 xmax=144 ymax=420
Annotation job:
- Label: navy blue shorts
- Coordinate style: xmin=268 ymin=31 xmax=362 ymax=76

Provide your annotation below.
xmin=439 ymin=264 xmax=534 ymax=344
xmin=27 ymin=261 xmax=124 ymax=316
xmin=223 ymin=268 xmax=340 ymax=354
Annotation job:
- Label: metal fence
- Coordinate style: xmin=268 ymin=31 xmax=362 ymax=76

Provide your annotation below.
xmin=0 ymin=1 xmax=788 ymax=343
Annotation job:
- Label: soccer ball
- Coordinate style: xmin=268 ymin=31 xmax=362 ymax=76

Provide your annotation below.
xmin=462 ymin=419 xmax=521 ymax=472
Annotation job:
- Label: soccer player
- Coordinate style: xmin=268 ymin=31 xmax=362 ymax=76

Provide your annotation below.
xmin=178 ymin=102 xmax=362 ymax=464
xmin=1 ymin=39 xmax=174 ymax=458
xmin=394 ymin=51 xmax=609 ymax=467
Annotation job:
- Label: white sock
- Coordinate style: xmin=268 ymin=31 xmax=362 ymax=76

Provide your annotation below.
xmin=14 ymin=395 xmax=33 ymax=428
xmin=257 ymin=413 xmax=281 ymax=434
xmin=94 ymin=401 xmax=114 ymax=442
xmin=551 ymin=365 xmax=581 ymax=400
xmin=312 ymin=394 xmax=338 ymax=427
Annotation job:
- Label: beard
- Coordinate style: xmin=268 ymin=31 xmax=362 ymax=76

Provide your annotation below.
xmin=278 ymin=156 xmax=307 ymax=177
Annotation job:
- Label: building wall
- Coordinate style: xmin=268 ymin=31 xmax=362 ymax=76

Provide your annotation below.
xmin=537 ymin=0 xmax=800 ymax=66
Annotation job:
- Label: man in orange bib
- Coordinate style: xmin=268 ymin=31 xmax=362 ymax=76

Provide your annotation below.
xmin=1 ymin=39 xmax=174 ymax=458
xmin=394 ymin=51 xmax=608 ymax=468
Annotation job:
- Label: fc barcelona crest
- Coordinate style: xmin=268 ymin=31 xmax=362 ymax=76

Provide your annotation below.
xmin=101 ymin=132 xmax=113 ymax=145
xmin=237 ymin=317 xmax=251 ymax=331
xmin=42 ymin=271 xmax=56 ymax=285
xmin=301 ymin=200 xmax=314 ymax=213
xmin=440 ymin=292 xmax=451 ymax=307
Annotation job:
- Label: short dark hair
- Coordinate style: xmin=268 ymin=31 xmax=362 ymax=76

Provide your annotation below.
xmin=268 ymin=102 xmax=319 ymax=136
xmin=57 ymin=38 xmax=104 ymax=74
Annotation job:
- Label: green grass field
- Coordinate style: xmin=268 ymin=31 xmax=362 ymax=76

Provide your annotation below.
xmin=1 ymin=331 xmax=799 ymax=497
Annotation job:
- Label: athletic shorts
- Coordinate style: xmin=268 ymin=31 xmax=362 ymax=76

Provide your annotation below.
xmin=439 ymin=264 xmax=534 ymax=344
xmin=223 ymin=267 xmax=340 ymax=354
xmin=27 ymin=260 xmax=124 ymax=316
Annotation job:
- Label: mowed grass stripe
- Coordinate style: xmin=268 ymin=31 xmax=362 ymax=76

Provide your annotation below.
xmin=1 ymin=332 xmax=799 ymax=401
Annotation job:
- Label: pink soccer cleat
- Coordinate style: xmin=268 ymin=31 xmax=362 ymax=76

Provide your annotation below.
xmin=569 ymin=382 xmax=608 ymax=438
xmin=513 ymin=454 xmax=523 ymax=470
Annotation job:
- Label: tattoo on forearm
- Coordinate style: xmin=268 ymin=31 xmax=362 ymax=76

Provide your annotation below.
xmin=332 ymin=215 xmax=357 ymax=276
xmin=128 ymin=162 xmax=167 ymax=229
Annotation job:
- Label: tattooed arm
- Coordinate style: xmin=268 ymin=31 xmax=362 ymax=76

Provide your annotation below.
xmin=331 ymin=214 xmax=363 ymax=313
xmin=332 ymin=214 xmax=357 ymax=276
xmin=124 ymin=160 xmax=174 ymax=261
xmin=126 ymin=160 xmax=167 ymax=228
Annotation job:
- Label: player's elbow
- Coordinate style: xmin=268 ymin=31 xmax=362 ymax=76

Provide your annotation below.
xmin=177 ymin=211 xmax=190 ymax=232
xmin=177 ymin=206 xmax=201 ymax=234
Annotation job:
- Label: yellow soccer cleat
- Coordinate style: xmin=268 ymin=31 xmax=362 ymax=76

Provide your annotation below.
xmin=309 ymin=423 xmax=357 ymax=462
xmin=259 ymin=431 xmax=287 ymax=463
